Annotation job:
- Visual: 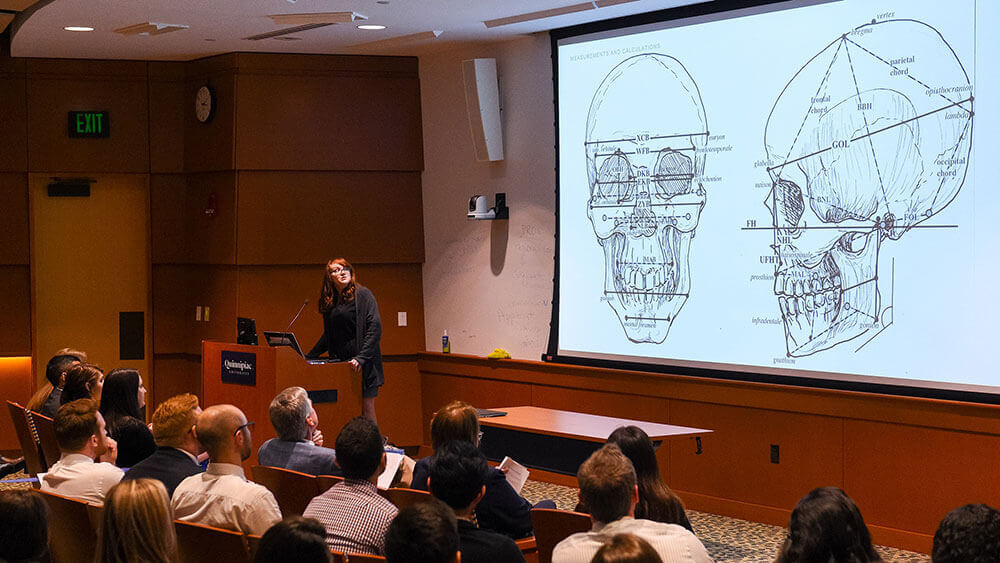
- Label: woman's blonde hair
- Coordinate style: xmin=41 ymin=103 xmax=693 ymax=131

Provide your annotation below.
xmin=96 ymin=479 xmax=177 ymax=563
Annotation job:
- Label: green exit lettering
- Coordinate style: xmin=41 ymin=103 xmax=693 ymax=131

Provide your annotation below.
xmin=67 ymin=111 xmax=110 ymax=138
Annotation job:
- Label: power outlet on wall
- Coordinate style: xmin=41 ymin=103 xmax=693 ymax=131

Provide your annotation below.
xmin=770 ymin=444 xmax=780 ymax=464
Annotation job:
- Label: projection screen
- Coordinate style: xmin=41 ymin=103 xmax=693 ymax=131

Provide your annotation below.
xmin=548 ymin=0 xmax=1000 ymax=401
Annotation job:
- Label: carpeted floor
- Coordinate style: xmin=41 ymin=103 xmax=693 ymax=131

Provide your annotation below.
xmin=520 ymin=480 xmax=930 ymax=562
xmin=1 ymin=471 xmax=928 ymax=561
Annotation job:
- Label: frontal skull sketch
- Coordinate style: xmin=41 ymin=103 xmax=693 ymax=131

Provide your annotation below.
xmin=586 ymin=54 xmax=708 ymax=343
xmin=764 ymin=19 xmax=972 ymax=357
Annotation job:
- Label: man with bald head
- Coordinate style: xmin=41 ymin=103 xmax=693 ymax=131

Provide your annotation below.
xmin=170 ymin=404 xmax=281 ymax=535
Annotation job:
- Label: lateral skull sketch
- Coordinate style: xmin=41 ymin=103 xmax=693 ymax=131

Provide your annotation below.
xmin=586 ymin=54 xmax=708 ymax=343
xmin=764 ymin=20 xmax=973 ymax=357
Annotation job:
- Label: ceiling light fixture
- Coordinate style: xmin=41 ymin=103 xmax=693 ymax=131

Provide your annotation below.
xmin=114 ymin=22 xmax=189 ymax=36
xmin=64 ymin=26 xmax=94 ymax=32
xmin=357 ymin=24 xmax=386 ymax=30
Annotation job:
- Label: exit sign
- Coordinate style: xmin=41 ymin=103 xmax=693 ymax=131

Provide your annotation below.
xmin=67 ymin=111 xmax=110 ymax=138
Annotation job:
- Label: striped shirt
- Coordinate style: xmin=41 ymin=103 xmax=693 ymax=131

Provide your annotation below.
xmin=303 ymin=478 xmax=399 ymax=556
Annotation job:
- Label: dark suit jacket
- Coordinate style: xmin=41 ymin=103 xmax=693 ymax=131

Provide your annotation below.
xmin=457 ymin=519 xmax=526 ymax=563
xmin=413 ymin=457 xmax=533 ymax=538
xmin=122 ymin=447 xmax=204 ymax=497
xmin=257 ymin=439 xmax=343 ymax=476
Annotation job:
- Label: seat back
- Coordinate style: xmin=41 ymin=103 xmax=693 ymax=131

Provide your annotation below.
xmin=29 ymin=410 xmax=62 ymax=470
xmin=174 ymin=519 xmax=250 ymax=563
xmin=330 ymin=551 xmax=349 ymax=563
xmin=250 ymin=465 xmax=321 ymax=517
xmin=379 ymin=487 xmax=433 ymax=511
xmin=346 ymin=554 xmax=386 ymax=562
xmin=317 ymin=474 xmax=344 ymax=493
xmin=530 ymin=508 xmax=592 ymax=563
xmin=38 ymin=489 xmax=99 ymax=563
xmin=7 ymin=401 xmax=46 ymax=476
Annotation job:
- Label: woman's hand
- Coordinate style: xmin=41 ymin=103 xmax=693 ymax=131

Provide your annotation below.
xmin=349 ymin=359 xmax=361 ymax=373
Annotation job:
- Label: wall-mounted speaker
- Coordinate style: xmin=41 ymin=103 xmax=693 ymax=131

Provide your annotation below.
xmin=462 ymin=58 xmax=504 ymax=162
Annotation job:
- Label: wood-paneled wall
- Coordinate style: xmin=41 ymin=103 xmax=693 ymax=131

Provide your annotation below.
xmin=150 ymin=53 xmax=425 ymax=443
xmin=0 ymin=51 xmax=425 ymax=445
xmin=418 ymin=353 xmax=1000 ymax=554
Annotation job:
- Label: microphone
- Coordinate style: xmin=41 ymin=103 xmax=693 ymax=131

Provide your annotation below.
xmin=287 ymin=299 xmax=309 ymax=331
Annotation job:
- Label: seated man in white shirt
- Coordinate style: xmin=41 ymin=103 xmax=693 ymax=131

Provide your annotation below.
xmin=171 ymin=404 xmax=281 ymax=535
xmin=40 ymin=398 xmax=123 ymax=504
xmin=553 ymin=444 xmax=711 ymax=563
xmin=258 ymin=386 xmax=341 ymax=476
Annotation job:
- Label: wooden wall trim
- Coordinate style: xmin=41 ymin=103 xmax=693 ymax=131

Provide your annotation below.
xmin=417 ymin=353 xmax=1000 ymax=434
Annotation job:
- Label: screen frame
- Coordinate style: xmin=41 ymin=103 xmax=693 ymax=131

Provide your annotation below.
xmin=544 ymin=0 xmax=998 ymax=405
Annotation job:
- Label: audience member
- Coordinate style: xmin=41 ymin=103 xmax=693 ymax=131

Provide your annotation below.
xmin=26 ymin=352 xmax=81 ymax=416
xmin=123 ymin=393 xmax=205 ymax=496
xmin=171 ymin=404 xmax=281 ymax=535
xmin=932 ymin=503 xmax=1000 ymax=563
xmin=255 ymin=516 xmax=333 ymax=563
xmin=60 ymin=363 xmax=105 ymax=405
xmin=96 ymin=478 xmax=177 ymax=563
xmin=99 ymin=367 xmax=156 ymax=468
xmin=385 ymin=501 xmax=460 ymax=563
xmin=303 ymin=416 xmax=398 ymax=556
xmin=0 ymin=490 xmax=49 ymax=563
xmin=427 ymin=440 xmax=525 ymax=563
xmin=577 ymin=426 xmax=690 ymax=531
xmin=553 ymin=444 xmax=710 ymax=563
xmin=412 ymin=400 xmax=546 ymax=538
xmin=258 ymin=386 xmax=341 ymax=476
xmin=40 ymin=398 xmax=123 ymax=504
xmin=591 ymin=534 xmax=663 ymax=563
xmin=775 ymin=487 xmax=881 ymax=563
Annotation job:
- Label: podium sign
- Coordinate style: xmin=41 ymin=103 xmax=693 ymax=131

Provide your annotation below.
xmin=221 ymin=350 xmax=256 ymax=385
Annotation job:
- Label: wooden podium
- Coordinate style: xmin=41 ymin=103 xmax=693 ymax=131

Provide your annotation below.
xmin=201 ymin=341 xmax=363 ymax=466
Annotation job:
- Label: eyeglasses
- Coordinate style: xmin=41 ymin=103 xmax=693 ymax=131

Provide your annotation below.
xmin=329 ymin=267 xmax=350 ymax=275
xmin=233 ymin=421 xmax=255 ymax=436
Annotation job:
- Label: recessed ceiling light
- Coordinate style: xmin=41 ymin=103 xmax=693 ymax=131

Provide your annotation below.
xmin=64 ymin=26 xmax=94 ymax=32
xmin=357 ymin=24 xmax=386 ymax=30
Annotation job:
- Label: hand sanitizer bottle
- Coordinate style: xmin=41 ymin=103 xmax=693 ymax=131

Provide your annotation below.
xmin=442 ymin=330 xmax=451 ymax=353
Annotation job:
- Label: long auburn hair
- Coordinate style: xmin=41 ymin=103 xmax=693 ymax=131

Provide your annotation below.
xmin=607 ymin=425 xmax=688 ymax=527
xmin=318 ymin=258 xmax=357 ymax=314
xmin=96 ymin=479 xmax=177 ymax=563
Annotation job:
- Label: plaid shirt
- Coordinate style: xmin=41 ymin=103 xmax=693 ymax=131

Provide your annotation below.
xmin=303 ymin=478 xmax=399 ymax=556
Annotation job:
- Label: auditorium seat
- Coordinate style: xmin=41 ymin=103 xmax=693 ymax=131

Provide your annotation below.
xmin=6 ymin=401 xmax=46 ymax=477
xmin=331 ymin=551 xmax=349 ymax=562
xmin=516 ymin=536 xmax=539 ymax=561
xmin=246 ymin=534 xmax=261 ymax=560
xmin=251 ymin=464 xmax=321 ymax=517
xmin=530 ymin=508 xmax=592 ymax=563
xmin=38 ymin=489 xmax=99 ymax=563
xmin=317 ymin=474 xmax=344 ymax=493
xmin=28 ymin=410 xmax=62 ymax=470
xmin=378 ymin=487 xmax=433 ymax=510
xmin=174 ymin=520 xmax=251 ymax=563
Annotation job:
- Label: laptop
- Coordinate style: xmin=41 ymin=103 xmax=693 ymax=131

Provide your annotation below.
xmin=262 ymin=331 xmax=335 ymax=364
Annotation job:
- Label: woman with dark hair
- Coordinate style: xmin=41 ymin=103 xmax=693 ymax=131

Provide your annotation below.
xmin=99 ymin=368 xmax=156 ymax=468
xmin=0 ymin=490 xmax=49 ymax=563
xmin=776 ymin=487 xmax=881 ymax=563
xmin=307 ymin=258 xmax=384 ymax=423
xmin=60 ymin=363 xmax=105 ymax=404
xmin=597 ymin=425 xmax=692 ymax=531
xmin=255 ymin=516 xmax=332 ymax=563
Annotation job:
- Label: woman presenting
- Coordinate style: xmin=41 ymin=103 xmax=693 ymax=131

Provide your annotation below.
xmin=307 ymin=258 xmax=384 ymax=423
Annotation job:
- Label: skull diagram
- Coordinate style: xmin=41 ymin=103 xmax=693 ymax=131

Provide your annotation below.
xmin=764 ymin=20 xmax=973 ymax=357
xmin=586 ymin=54 xmax=707 ymax=343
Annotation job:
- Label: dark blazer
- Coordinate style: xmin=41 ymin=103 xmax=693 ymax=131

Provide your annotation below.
xmin=257 ymin=439 xmax=343 ymax=476
xmin=309 ymin=284 xmax=384 ymax=391
xmin=413 ymin=457 xmax=533 ymax=539
xmin=122 ymin=447 xmax=204 ymax=497
xmin=457 ymin=519 xmax=526 ymax=563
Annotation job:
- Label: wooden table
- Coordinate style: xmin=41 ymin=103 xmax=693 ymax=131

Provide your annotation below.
xmin=478 ymin=406 xmax=711 ymax=475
